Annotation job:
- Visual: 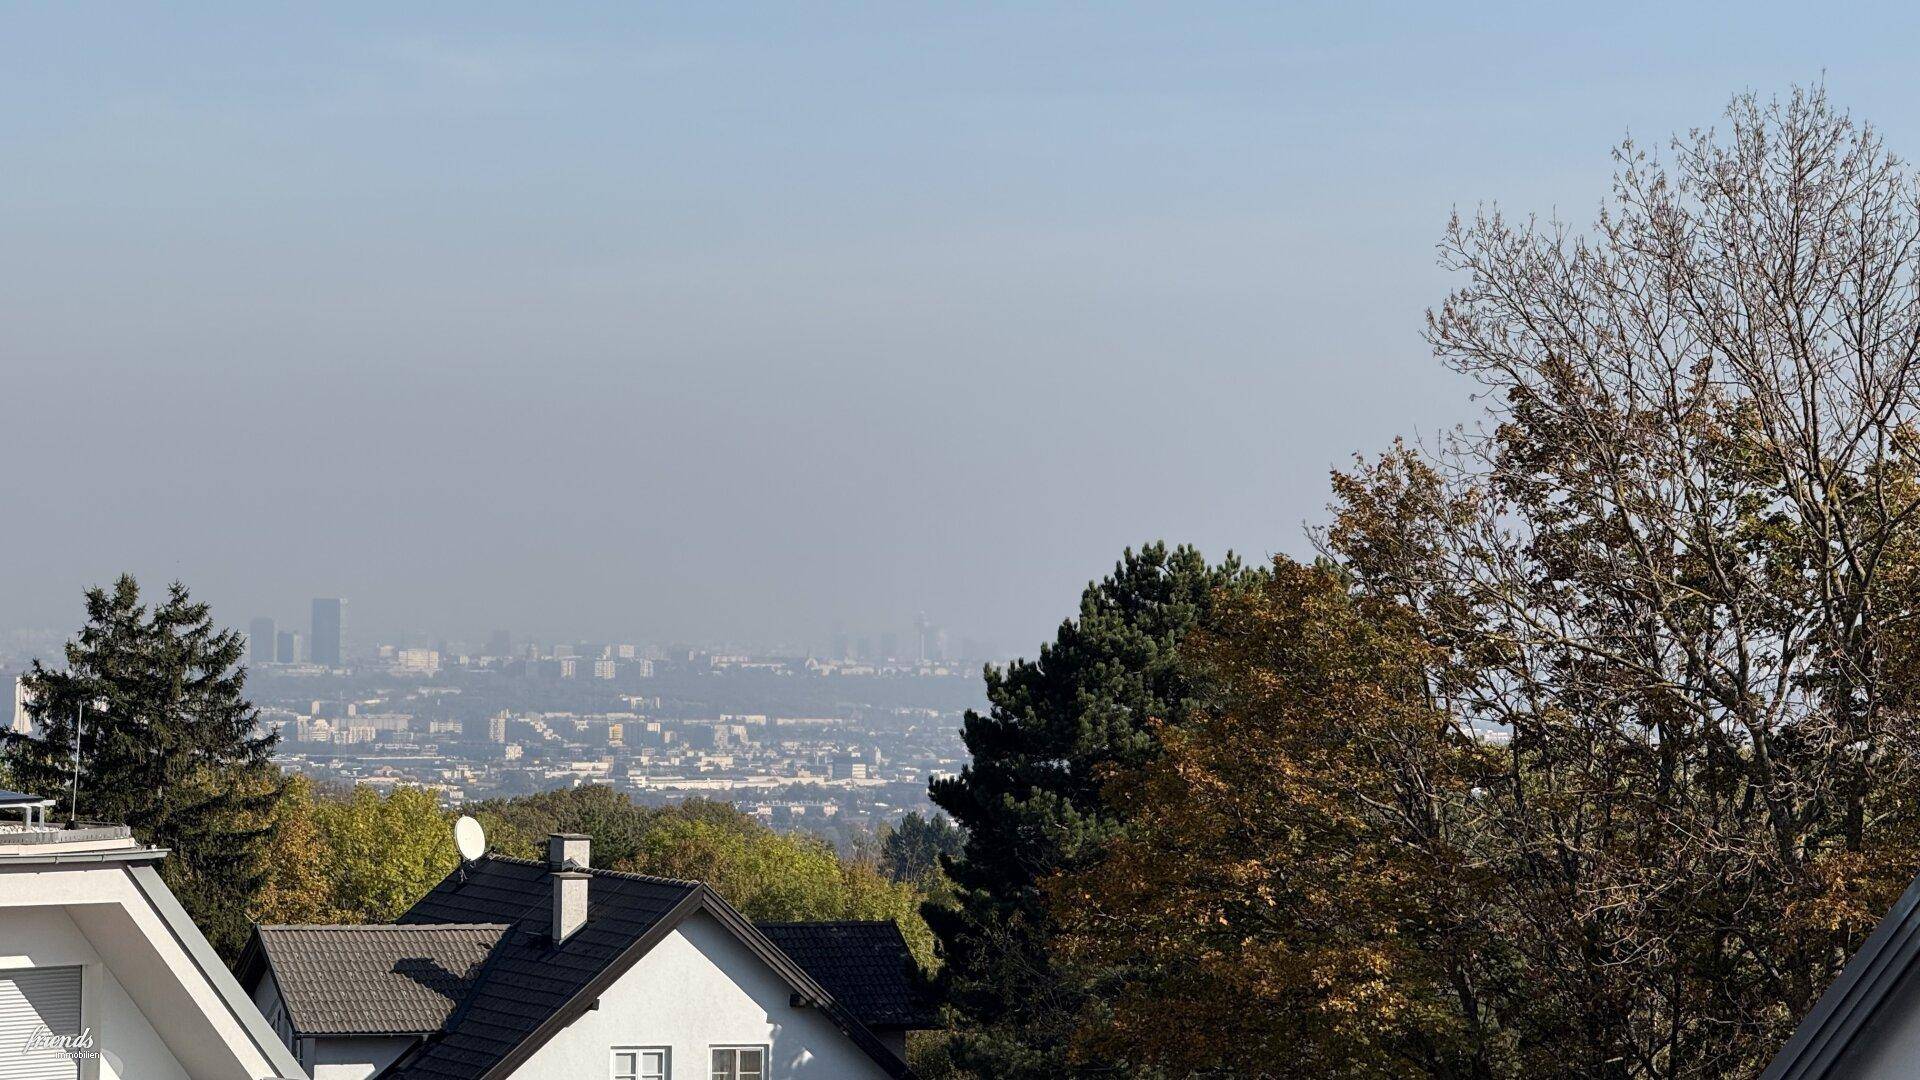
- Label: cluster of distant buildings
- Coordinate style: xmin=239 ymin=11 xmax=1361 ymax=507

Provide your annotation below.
xmin=267 ymin=685 xmax=951 ymax=831
xmin=247 ymin=597 xmax=345 ymax=669
xmin=4 ymin=599 xmax=979 ymax=845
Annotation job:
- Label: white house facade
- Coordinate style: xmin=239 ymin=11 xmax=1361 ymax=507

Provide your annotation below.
xmin=0 ymin=789 xmax=305 ymax=1080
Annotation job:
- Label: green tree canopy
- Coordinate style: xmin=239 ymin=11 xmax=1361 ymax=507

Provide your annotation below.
xmin=312 ymin=786 xmax=458 ymax=922
xmin=880 ymin=811 xmax=963 ymax=888
xmin=926 ymin=542 xmax=1258 ymax=1076
xmin=1048 ymin=89 xmax=1920 ymax=1078
xmin=6 ymin=575 xmax=279 ymax=958
xmin=1050 ymin=559 xmax=1497 ymax=1076
xmin=472 ymin=786 xmax=936 ymax=963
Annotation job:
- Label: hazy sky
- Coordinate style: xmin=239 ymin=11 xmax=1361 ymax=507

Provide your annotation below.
xmin=2 ymin=2 xmax=1916 ymax=654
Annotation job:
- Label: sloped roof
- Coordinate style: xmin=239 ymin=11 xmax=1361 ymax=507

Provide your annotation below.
xmin=253 ymin=924 xmax=507 ymax=1036
xmin=388 ymin=856 xmax=701 ymax=1079
xmin=379 ymin=854 xmax=916 ymax=1080
xmin=757 ymin=921 xmax=936 ymax=1028
xmin=1763 ymin=869 xmax=1920 ymax=1078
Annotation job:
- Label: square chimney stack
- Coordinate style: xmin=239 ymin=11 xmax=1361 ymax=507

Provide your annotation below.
xmin=548 ymin=833 xmax=590 ymax=945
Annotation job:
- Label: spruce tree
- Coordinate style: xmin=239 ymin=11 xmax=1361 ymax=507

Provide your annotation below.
xmin=927 ymin=543 xmax=1255 ymax=1076
xmin=6 ymin=575 xmax=280 ymax=959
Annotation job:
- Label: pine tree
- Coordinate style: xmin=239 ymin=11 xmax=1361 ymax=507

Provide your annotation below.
xmin=926 ymin=543 xmax=1256 ymax=1076
xmin=880 ymin=811 xmax=964 ymax=887
xmin=6 ymin=575 xmax=280 ymax=959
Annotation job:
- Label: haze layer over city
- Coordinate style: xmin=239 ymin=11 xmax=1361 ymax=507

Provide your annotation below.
xmin=14 ymin=3 xmax=1916 ymax=657
xmin=6 ymin=6 xmax=1920 ymax=828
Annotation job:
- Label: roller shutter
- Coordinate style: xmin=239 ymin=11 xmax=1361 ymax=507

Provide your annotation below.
xmin=0 ymin=967 xmax=81 ymax=1080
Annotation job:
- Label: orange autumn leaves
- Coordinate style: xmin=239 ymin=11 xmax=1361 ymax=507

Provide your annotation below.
xmin=1046 ymin=561 xmax=1501 ymax=1078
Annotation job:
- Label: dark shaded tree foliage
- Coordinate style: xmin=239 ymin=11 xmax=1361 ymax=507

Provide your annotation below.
xmin=6 ymin=575 xmax=279 ymax=959
xmin=1050 ymin=559 xmax=1501 ymax=1079
xmin=881 ymin=811 xmax=964 ymax=887
xmin=927 ymin=542 xmax=1259 ymax=1076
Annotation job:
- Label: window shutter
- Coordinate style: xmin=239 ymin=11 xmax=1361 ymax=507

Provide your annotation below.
xmin=0 ymin=967 xmax=81 ymax=1080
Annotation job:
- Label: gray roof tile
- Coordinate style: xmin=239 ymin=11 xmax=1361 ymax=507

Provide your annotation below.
xmin=757 ymin=921 xmax=935 ymax=1029
xmin=255 ymin=924 xmax=507 ymax=1036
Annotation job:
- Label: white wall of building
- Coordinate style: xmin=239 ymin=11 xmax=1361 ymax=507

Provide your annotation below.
xmin=305 ymin=1035 xmax=412 ymax=1080
xmin=0 ymin=905 xmax=189 ymax=1080
xmin=509 ymin=910 xmax=894 ymax=1080
xmin=250 ymin=968 xmax=414 ymax=1080
xmin=0 ymin=863 xmax=298 ymax=1080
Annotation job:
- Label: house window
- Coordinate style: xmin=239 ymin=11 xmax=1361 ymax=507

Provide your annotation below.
xmin=613 ymin=1047 xmax=669 ymax=1080
xmin=710 ymin=1046 xmax=766 ymax=1080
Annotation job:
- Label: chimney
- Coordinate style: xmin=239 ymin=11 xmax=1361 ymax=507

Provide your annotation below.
xmin=548 ymin=833 xmax=590 ymax=945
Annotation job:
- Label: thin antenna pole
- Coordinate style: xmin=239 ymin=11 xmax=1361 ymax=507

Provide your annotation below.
xmin=69 ymin=701 xmax=83 ymax=823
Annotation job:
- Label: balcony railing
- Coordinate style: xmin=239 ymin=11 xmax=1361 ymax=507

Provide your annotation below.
xmin=0 ymin=822 xmax=133 ymax=846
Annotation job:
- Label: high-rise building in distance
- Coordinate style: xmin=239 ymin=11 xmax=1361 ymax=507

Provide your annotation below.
xmin=485 ymin=630 xmax=512 ymax=658
xmin=247 ymin=617 xmax=276 ymax=664
xmin=310 ymin=598 xmax=345 ymax=668
xmin=276 ymin=630 xmax=302 ymax=665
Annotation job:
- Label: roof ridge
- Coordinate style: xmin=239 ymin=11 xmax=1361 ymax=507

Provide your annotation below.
xmin=483 ymin=853 xmax=703 ymax=888
xmin=260 ymin=922 xmax=512 ymax=932
xmin=755 ymin=919 xmax=899 ymax=928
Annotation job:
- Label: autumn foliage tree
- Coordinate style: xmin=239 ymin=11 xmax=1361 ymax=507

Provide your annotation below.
xmin=1050 ymin=560 xmax=1503 ymax=1078
xmin=928 ymin=543 xmax=1258 ymax=1076
xmin=1048 ymin=88 xmax=1920 ymax=1078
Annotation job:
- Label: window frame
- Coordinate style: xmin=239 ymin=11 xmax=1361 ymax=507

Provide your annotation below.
xmin=710 ymin=1044 xmax=768 ymax=1080
xmin=611 ymin=1045 xmax=670 ymax=1080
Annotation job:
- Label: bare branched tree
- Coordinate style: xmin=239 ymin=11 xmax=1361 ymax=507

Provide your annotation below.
xmin=1328 ymin=86 xmax=1920 ymax=1077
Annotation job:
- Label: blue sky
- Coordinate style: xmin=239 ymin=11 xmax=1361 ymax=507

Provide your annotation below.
xmin=0 ymin=3 xmax=1913 ymax=651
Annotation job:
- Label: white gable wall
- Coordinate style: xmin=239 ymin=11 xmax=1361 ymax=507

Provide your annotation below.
xmin=0 ymin=864 xmax=300 ymax=1080
xmin=0 ymin=904 xmax=188 ymax=1080
xmin=251 ymin=967 xmax=291 ymax=1046
xmin=507 ymin=910 xmax=893 ymax=1080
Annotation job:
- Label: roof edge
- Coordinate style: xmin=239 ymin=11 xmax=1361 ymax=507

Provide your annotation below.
xmin=257 ymin=922 xmax=512 ymax=932
xmin=1764 ymin=867 xmax=1920 ymax=1079
xmin=462 ymin=886 xmax=707 ymax=1080
xmin=127 ymin=864 xmax=307 ymax=1080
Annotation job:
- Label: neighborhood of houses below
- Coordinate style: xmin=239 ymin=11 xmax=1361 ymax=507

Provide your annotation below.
xmin=0 ymin=787 xmax=933 ymax=1079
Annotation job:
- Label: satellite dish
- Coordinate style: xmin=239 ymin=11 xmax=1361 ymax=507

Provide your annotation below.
xmin=454 ymin=815 xmax=486 ymax=862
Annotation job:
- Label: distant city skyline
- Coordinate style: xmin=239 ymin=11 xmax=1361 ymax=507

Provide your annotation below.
xmin=227 ymin=596 xmax=999 ymax=665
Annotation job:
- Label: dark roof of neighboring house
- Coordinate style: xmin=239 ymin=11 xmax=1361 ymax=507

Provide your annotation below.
xmin=1763 ymin=869 xmax=1920 ymax=1079
xmin=370 ymin=854 xmax=918 ymax=1080
xmin=247 ymin=924 xmax=508 ymax=1036
xmin=757 ymin=921 xmax=936 ymax=1029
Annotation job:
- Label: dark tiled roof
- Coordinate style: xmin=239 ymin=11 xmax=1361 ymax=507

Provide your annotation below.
xmin=387 ymin=856 xmax=703 ymax=1080
xmin=373 ymin=854 xmax=918 ymax=1080
xmin=255 ymin=924 xmax=507 ymax=1036
xmin=757 ymin=921 xmax=936 ymax=1028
